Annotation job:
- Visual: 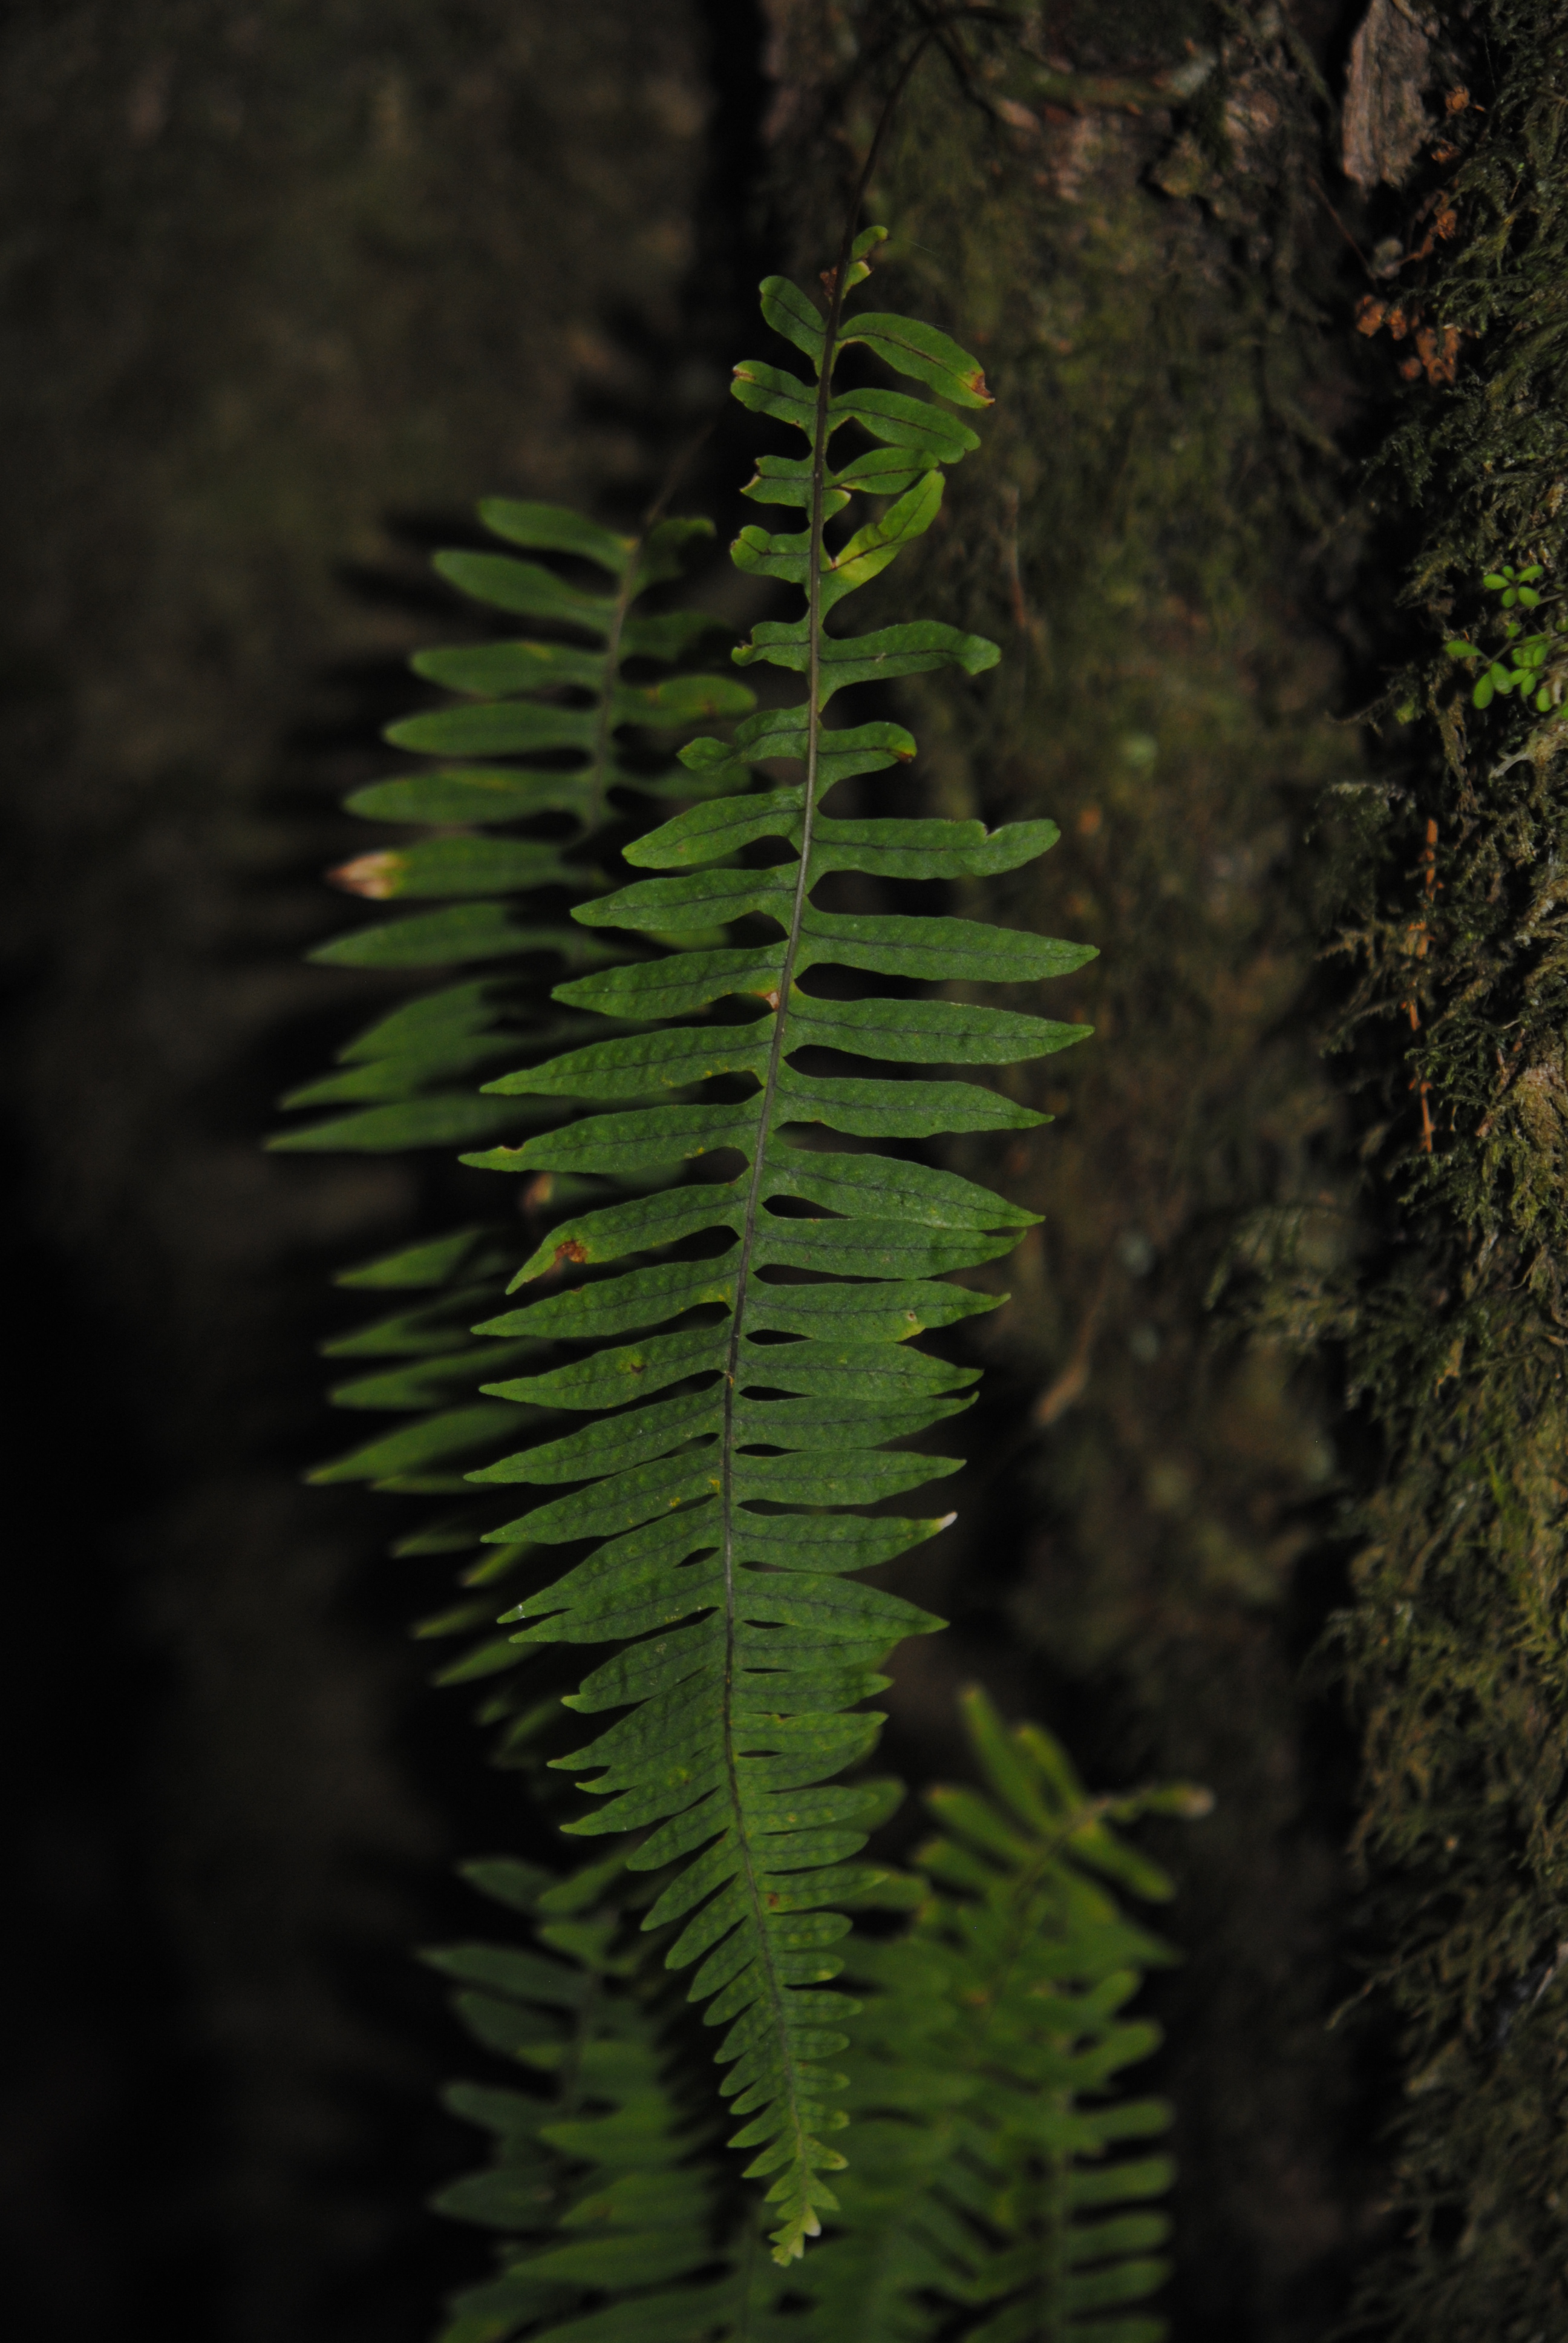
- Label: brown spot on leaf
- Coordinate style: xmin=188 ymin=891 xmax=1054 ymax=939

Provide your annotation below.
xmin=554 ymin=1238 xmax=588 ymax=1268
xmin=327 ymin=850 xmax=406 ymax=899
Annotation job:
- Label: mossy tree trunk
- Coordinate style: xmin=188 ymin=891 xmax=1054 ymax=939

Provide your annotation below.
xmin=1318 ymin=7 xmax=1568 ymax=2334
xmin=762 ymin=6 xmax=1568 ymax=2339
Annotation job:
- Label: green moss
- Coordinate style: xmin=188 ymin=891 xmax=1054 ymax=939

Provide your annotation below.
xmin=1312 ymin=7 xmax=1568 ymax=2333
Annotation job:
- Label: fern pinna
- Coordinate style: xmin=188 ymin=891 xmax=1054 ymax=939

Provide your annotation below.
xmin=440 ymin=224 xmax=1094 ymax=2263
xmin=432 ymin=1691 xmax=1196 ymax=2343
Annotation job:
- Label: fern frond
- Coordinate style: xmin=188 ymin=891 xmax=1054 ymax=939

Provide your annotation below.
xmin=428 ymin=1851 xmax=760 ymax=2343
xmin=272 ymin=497 xmax=746 ymax=1160
xmin=279 ymin=499 xmax=752 ymax=1684
xmin=456 ymin=231 xmax=1094 ymax=2262
xmin=797 ymin=1688 xmax=1205 ymax=2343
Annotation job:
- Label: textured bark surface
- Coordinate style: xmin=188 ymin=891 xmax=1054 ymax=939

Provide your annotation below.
xmin=1315 ymin=8 xmax=1568 ymax=2333
xmin=757 ymin=7 xmax=1376 ymax=2338
xmin=1342 ymin=0 xmax=1436 ymax=189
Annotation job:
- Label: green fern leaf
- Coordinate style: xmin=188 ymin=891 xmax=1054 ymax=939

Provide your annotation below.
xmin=275 ymin=497 xmax=747 ymax=1156
xmin=284 ymin=498 xmax=752 ymax=1630
xmin=427 ymin=1855 xmax=748 ymax=2343
xmin=789 ymin=1688 xmax=1202 ymax=2342
xmin=453 ymin=234 xmax=1093 ymax=2264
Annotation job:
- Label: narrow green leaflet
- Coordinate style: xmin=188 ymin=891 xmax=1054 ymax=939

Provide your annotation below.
xmin=452 ymin=232 xmax=1093 ymax=2264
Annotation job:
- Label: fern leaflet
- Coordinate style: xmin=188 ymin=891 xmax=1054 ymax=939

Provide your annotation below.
xmin=273 ymin=498 xmax=745 ymax=1159
xmin=426 ymin=1851 xmax=751 ymax=2343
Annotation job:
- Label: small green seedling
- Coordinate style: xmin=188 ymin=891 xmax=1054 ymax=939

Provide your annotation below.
xmin=1443 ymin=564 xmax=1560 ymax=710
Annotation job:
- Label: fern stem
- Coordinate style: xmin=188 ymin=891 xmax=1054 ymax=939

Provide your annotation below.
xmin=585 ymin=427 xmax=713 ymax=831
xmin=583 ymin=549 xmax=639 ymax=833
xmin=711 ymin=234 xmax=855 ymax=2247
xmin=1039 ymin=2148 xmax=1067 ymax=2343
xmin=713 ymin=27 xmax=948 ymax=1512
xmin=710 ymin=54 xmax=944 ymax=2236
xmin=556 ymin=1962 xmax=603 ymax=2120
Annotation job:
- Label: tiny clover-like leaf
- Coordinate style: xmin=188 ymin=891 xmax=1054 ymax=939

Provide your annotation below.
xmin=1485 ymin=561 xmax=1546 ymax=611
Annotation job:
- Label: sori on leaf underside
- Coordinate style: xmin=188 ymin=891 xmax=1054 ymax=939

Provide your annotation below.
xmin=429 ymin=223 xmax=1097 ymax=2265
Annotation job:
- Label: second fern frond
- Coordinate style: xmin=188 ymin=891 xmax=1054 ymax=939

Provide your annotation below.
xmin=433 ymin=1691 xmax=1198 ymax=2342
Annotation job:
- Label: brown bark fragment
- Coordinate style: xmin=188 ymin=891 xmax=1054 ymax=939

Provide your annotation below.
xmin=1342 ymin=0 xmax=1436 ymax=189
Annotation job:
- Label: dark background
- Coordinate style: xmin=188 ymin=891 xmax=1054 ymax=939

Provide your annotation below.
xmin=0 ymin=6 xmax=768 ymax=2336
